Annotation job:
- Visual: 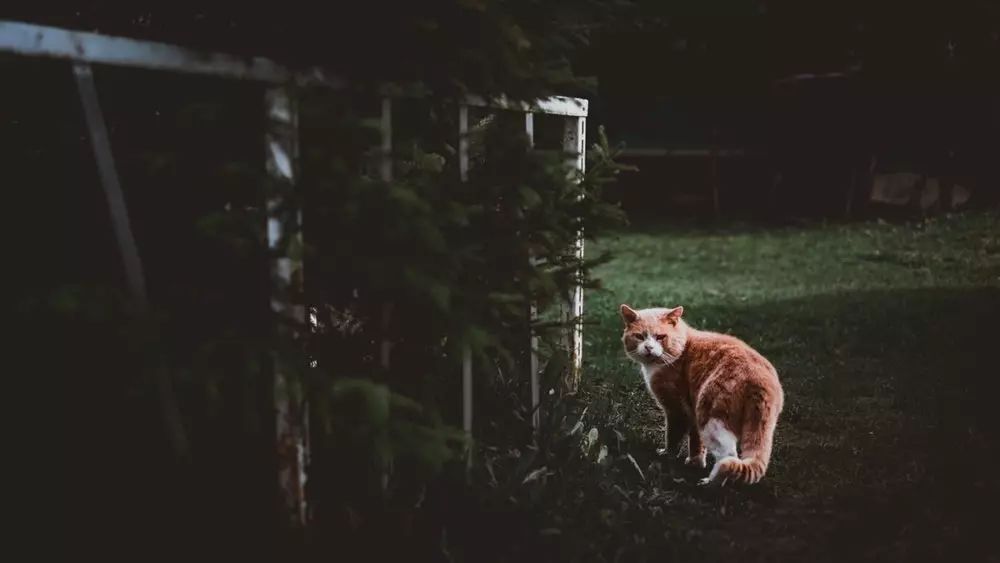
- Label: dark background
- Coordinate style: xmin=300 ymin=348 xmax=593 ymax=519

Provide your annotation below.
xmin=4 ymin=2 xmax=999 ymax=561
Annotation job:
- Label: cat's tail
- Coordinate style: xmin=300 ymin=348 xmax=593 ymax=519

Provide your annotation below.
xmin=715 ymin=387 xmax=782 ymax=485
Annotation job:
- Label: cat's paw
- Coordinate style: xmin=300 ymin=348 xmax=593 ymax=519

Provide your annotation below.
xmin=656 ymin=447 xmax=668 ymax=456
xmin=697 ymin=477 xmax=713 ymax=486
xmin=684 ymin=454 xmax=707 ymax=468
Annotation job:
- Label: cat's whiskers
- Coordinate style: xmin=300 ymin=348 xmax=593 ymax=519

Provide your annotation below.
xmin=657 ymin=352 xmax=678 ymax=366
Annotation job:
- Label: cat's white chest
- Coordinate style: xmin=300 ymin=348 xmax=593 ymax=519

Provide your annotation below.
xmin=640 ymin=364 xmax=656 ymax=391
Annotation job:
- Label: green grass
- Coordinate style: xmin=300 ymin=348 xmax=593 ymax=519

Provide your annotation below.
xmin=573 ymin=211 xmax=1000 ymax=562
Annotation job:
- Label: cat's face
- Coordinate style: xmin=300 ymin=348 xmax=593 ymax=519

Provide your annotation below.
xmin=620 ymin=304 xmax=688 ymax=366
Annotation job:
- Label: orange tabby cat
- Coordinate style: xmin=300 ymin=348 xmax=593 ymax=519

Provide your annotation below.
xmin=620 ymin=304 xmax=784 ymax=485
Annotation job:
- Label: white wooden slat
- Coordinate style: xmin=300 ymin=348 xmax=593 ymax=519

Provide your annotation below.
xmin=380 ymin=97 xmax=393 ymax=183
xmin=379 ymin=98 xmax=394 ymax=371
xmin=524 ymin=112 xmax=541 ymax=432
xmin=529 ymin=300 xmax=540 ymax=432
xmin=562 ymin=116 xmax=587 ymax=393
xmin=464 ymin=93 xmax=588 ymax=117
xmin=266 ymin=86 xmax=309 ymax=529
xmin=458 ymin=104 xmax=473 ymax=465
xmin=462 ymin=346 xmax=473 ymax=466
xmin=309 ymin=307 xmax=319 ymax=368
xmin=0 ymin=20 xmax=346 ymax=88
xmin=458 ymin=104 xmax=470 ymax=182
xmin=73 ymin=61 xmax=190 ymax=461
xmin=1 ymin=21 xmax=588 ymax=118
xmin=73 ymin=62 xmax=147 ymax=307
xmin=1 ymin=21 xmax=588 ymax=120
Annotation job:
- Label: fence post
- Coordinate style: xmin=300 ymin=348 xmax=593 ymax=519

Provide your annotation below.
xmin=266 ymin=86 xmax=309 ymax=530
xmin=379 ymin=97 xmax=394 ymax=370
xmin=458 ymin=103 xmax=473 ymax=466
xmin=562 ymin=115 xmax=586 ymax=394
xmin=378 ymin=96 xmax=395 ymax=491
xmin=524 ymin=112 xmax=541 ymax=433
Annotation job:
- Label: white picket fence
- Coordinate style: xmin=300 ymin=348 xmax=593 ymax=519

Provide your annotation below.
xmin=0 ymin=19 xmax=587 ymax=527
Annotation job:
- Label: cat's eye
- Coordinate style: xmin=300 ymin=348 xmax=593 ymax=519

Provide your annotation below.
xmin=630 ymin=332 xmax=644 ymax=340
xmin=655 ymin=334 xmax=667 ymax=340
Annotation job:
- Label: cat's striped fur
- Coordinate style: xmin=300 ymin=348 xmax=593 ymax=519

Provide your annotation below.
xmin=621 ymin=304 xmax=784 ymax=485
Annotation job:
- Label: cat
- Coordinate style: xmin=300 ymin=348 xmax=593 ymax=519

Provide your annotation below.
xmin=620 ymin=304 xmax=784 ymax=485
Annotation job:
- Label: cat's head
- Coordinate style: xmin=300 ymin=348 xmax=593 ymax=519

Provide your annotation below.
xmin=619 ymin=304 xmax=688 ymax=366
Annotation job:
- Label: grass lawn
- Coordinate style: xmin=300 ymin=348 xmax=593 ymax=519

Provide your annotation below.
xmin=573 ymin=211 xmax=1000 ymax=562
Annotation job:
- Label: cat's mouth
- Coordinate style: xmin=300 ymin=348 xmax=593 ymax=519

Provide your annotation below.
xmin=632 ymin=349 xmax=663 ymax=363
xmin=636 ymin=350 xmax=679 ymax=366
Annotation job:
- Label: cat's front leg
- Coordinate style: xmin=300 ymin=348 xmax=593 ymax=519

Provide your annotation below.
xmin=684 ymin=426 xmax=707 ymax=468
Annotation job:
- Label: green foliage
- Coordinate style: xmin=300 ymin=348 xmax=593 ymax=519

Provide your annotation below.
xmin=29 ymin=75 xmax=632 ymax=556
xmin=312 ymin=375 xmax=468 ymax=484
xmin=294 ymin=90 xmax=632 ymax=505
xmin=10 ymin=5 xmax=639 ymax=558
xmin=100 ymin=86 xmax=622 ymax=558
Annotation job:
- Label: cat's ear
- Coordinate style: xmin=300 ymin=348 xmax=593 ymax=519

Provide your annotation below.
xmin=663 ymin=306 xmax=684 ymax=323
xmin=620 ymin=304 xmax=639 ymax=323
